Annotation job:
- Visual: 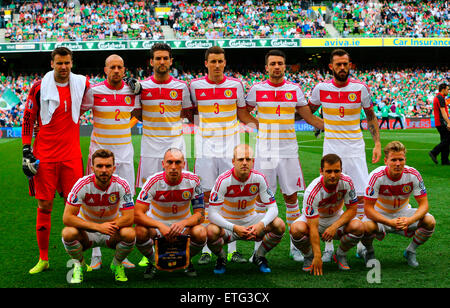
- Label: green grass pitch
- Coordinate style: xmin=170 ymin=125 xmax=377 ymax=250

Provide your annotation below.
xmin=0 ymin=129 xmax=448 ymax=288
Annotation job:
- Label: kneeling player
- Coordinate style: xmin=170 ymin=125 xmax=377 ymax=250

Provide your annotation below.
xmin=290 ymin=154 xmax=364 ymax=275
xmin=62 ymin=149 xmax=135 ymax=284
xmin=207 ymin=144 xmax=285 ymax=274
xmin=361 ymin=141 xmax=435 ymax=268
xmin=134 ymin=148 xmax=206 ymax=278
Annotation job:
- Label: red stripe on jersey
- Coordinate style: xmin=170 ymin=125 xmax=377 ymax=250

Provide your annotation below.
xmin=194 ymin=88 xmax=237 ymax=100
xmin=404 ymin=167 xmax=423 ymax=182
xmin=307 ymin=181 xmax=322 ymax=206
xmin=368 ymin=169 xmax=386 ymax=187
xmin=378 ymin=182 xmax=414 ymax=196
xmin=111 ymin=176 xmax=131 ymax=194
xmin=153 ymin=188 xmax=194 ymax=202
xmin=93 ymin=94 xmax=136 ymax=107
xmin=143 ymin=174 xmax=165 ymax=192
xmin=141 ymin=88 xmax=184 ymax=101
xmin=319 ymin=90 xmax=361 ymax=104
xmin=255 ymin=90 xmax=298 ymax=102
xmin=72 ymin=175 xmax=95 ymax=195
xmin=213 ymin=170 xmax=233 ymax=192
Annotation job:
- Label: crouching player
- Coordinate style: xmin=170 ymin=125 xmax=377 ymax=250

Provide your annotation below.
xmin=62 ymin=149 xmax=135 ymax=283
xmin=290 ymin=154 xmax=364 ymax=275
xmin=134 ymin=148 xmax=206 ymax=279
xmin=361 ymin=141 xmax=436 ymax=267
xmin=207 ymin=144 xmax=285 ymax=274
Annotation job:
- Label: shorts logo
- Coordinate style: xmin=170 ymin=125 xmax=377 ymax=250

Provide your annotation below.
xmin=249 ymin=184 xmax=258 ymax=194
xmin=224 ymin=89 xmax=233 ymax=98
xmin=124 ymin=96 xmax=132 ymax=105
xmin=366 ymin=186 xmax=375 ymax=196
xmin=402 ymin=184 xmax=412 ymax=194
xmin=348 ymin=93 xmax=357 ymax=102
xmin=285 ymin=92 xmax=293 ymax=100
xmin=182 ymin=190 xmax=192 ymax=200
xmin=169 ymin=90 xmax=178 ymax=99
xmin=108 ymin=194 xmax=117 ymax=204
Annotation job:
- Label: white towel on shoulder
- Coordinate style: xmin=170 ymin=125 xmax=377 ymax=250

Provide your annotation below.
xmin=40 ymin=70 xmax=86 ymax=125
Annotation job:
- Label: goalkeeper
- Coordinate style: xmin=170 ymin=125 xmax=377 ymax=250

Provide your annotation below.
xmin=21 ymin=47 xmax=91 ymax=274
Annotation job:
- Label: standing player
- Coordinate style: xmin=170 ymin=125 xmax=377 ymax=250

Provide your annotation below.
xmin=290 ymin=154 xmax=363 ymax=275
xmin=62 ymin=149 xmax=135 ymax=283
xmin=21 ymin=47 xmax=90 ymax=274
xmin=136 ymin=43 xmax=192 ymax=188
xmin=190 ymin=46 xmax=259 ymax=265
xmin=207 ymin=144 xmax=285 ymax=274
xmin=246 ymin=49 xmax=324 ymax=261
xmin=83 ymin=54 xmax=140 ymax=270
xmin=308 ymin=49 xmax=381 ymax=261
xmin=361 ymin=141 xmax=436 ymax=268
xmin=429 ymin=83 xmax=449 ymax=165
xmin=134 ymin=148 xmax=206 ymax=278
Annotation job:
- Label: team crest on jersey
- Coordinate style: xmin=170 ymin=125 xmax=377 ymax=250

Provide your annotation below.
xmin=224 ymin=89 xmax=233 ymax=98
xmin=124 ymin=96 xmax=132 ymax=105
xmin=402 ymin=184 xmax=412 ymax=194
xmin=108 ymin=194 xmax=117 ymax=204
xmin=249 ymin=184 xmax=259 ymax=194
xmin=169 ymin=90 xmax=178 ymax=99
xmin=182 ymin=190 xmax=192 ymax=200
xmin=348 ymin=93 xmax=357 ymax=102
xmin=285 ymin=92 xmax=293 ymax=100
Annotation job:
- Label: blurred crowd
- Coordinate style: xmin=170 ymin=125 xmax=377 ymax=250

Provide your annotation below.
xmin=1 ymin=67 xmax=448 ymax=127
xmin=332 ymin=0 xmax=449 ymax=37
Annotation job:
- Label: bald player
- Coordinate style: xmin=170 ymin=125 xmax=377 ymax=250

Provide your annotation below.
xmin=83 ymin=54 xmax=141 ymax=269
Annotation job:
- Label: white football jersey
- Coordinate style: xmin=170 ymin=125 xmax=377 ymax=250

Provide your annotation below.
xmin=140 ymin=76 xmax=192 ymax=158
xmin=190 ymin=76 xmax=246 ymax=158
xmin=246 ymin=79 xmax=307 ymax=158
xmin=303 ymin=173 xmax=358 ymax=219
xmin=137 ymin=171 xmax=204 ymax=226
xmin=66 ymin=174 xmax=134 ymax=223
xmin=209 ymin=168 xmax=276 ymax=222
xmin=365 ymin=165 xmax=427 ymax=215
xmin=86 ymin=80 xmax=140 ymax=163
xmin=309 ymin=78 xmax=372 ymax=157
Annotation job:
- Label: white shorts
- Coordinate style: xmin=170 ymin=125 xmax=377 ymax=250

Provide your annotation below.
xmin=222 ymin=213 xmax=266 ymax=243
xmin=362 ymin=207 xmax=433 ymax=238
xmin=294 ymin=213 xmax=359 ymax=240
xmin=136 ymin=156 xmax=188 ymax=188
xmin=86 ymin=158 xmax=135 ymax=196
xmin=255 ymin=157 xmax=305 ymax=195
xmin=85 ymin=231 xmax=112 ymax=248
xmin=194 ymin=157 xmax=233 ymax=191
xmin=340 ymin=156 xmax=369 ymax=196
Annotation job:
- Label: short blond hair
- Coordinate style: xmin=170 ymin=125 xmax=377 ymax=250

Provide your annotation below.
xmin=384 ymin=141 xmax=406 ymax=157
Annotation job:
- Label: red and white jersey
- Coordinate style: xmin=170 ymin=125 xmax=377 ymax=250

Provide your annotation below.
xmin=303 ymin=173 xmax=358 ymax=220
xmin=85 ymin=80 xmax=140 ymax=163
xmin=209 ymin=168 xmax=276 ymax=222
xmin=137 ymin=171 xmax=204 ymax=225
xmin=139 ymin=76 xmax=192 ymax=158
xmin=66 ymin=174 xmax=134 ymax=223
xmin=364 ymin=166 xmax=427 ymax=215
xmin=190 ymin=76 xmax=246 ymax=158
xmin=246 ymin=79 xmax=307 ymax=158
xmin=309 ymin=78 xmax=372 ymax=157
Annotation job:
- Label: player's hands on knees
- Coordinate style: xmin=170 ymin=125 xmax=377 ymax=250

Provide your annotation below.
xmin=321 ymin=226 xmax=337 ymax=242
xmin=395 ymin=217 xmax=410 ymax=230
xmin=97 ymin=221 xmax=119 ymax=236
xmin=168 ymin=222 xmax=185 ymax=239
xmin=311 ymin=256 xmax=323 ymax=276
xmin=247 ymin=222 xmax=265 ymax=240
xmin=233 ymin=225 xmax=252 ymax=239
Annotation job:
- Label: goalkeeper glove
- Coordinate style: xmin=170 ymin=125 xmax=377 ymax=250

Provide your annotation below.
xmin=22 ymin=145 xmax=39 ymax=177
xmin=124 ymin=77 xmax=142 ymax=95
